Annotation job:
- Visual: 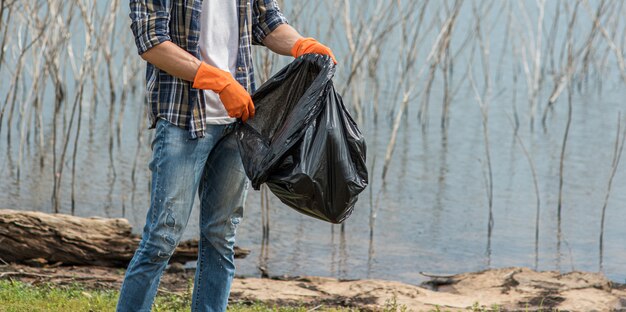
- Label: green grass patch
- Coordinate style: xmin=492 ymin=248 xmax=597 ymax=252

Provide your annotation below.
xmin=0 ymin=280 xmax=117 ymax=312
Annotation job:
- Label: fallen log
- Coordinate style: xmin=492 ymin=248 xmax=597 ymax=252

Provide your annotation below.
xmin=0 ymin=209 xmax=250 ymax=267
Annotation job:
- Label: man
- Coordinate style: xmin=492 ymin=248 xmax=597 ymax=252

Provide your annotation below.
xmin=116 ymin=1 xmax=336 ymax=311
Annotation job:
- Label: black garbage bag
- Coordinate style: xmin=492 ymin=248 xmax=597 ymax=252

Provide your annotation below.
xmin=237 ymin=54 xmax=368 ymax=224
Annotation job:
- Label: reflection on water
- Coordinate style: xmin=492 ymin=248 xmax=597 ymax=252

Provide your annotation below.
xmin=1 ymin=0 xmax=626 ymax=285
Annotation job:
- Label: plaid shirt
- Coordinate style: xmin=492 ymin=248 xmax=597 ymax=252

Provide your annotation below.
xmin=129 ymin=0 xmax=288 ymax=138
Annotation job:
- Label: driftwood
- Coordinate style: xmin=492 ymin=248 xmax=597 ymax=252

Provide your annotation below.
xmin=0 ymin=209 xmax=249 ymax=267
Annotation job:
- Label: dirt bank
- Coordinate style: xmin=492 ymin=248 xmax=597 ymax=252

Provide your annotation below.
xmin=1 ymin=264 xmax=624 ymax=311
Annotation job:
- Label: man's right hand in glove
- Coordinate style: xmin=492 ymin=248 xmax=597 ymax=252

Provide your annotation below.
xmin=139 ymin=41 xmax=254 ymax=122
xmin=192 ymin=62 xmax=255 ymax=122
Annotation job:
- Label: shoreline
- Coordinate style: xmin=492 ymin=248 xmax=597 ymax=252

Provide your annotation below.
xmin=1 ymin=264 xmax=624 ymax=311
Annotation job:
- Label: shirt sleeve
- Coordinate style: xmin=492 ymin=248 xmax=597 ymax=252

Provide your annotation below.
xmin=129 ymin=0 xmax=172 ymax=55
xmin=251 ymin=0 xmax=289 ymax=46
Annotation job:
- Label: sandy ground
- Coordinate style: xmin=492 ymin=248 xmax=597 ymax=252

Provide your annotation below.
xmin=1 ymin=264 xmax=625 ymax=311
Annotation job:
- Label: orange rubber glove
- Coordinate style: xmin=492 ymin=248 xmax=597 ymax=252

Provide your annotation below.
xmin=192 ymin=62 xmax=255 ymax=122
xmin=291 ymin=37 xmax=337 ymax=64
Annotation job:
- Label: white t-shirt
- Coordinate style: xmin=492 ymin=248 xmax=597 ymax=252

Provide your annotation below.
xmin=198 ymin=0 xmax=239 ymax=124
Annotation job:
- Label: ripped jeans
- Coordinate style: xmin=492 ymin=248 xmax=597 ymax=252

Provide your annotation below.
xmin=116 ymin=119 xmax=248 ymax=312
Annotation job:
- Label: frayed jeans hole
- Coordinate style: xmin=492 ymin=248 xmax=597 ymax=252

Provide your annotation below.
xmin=163 ymin=235 xmax=176 ymax=247
xmin=151 ymin=250 xmax=172 ymax=263
xmin=148 ymin=241 xmax=176 ymax=263
xmin=157 ymin=250 xmax=170 ymax=258
xmin=165 ymin=212 xmax=176 ymax=228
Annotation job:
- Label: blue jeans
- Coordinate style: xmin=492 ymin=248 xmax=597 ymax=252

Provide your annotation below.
xmin=116 ymin=119 xmax=248 ymax=312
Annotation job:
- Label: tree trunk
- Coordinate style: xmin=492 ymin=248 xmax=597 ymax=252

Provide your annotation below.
xmin=0 ymin=209 xmax=249 ymax=267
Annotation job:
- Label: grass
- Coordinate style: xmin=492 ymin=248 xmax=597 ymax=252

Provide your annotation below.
xmin=0 ymin=280 xmax=117 ymax=312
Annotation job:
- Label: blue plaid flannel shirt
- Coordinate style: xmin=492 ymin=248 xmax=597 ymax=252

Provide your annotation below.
xmin=129 ymin=0 xmax=288 ymax=138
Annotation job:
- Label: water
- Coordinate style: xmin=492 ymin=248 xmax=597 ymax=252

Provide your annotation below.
xmin=1 ymin=0 xmax=625 ymax=285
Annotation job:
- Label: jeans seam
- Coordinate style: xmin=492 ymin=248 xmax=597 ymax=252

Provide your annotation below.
xmin=193 ymin=234 xmax=206 ymax=311
xmin=150 ymin=123 xmax=165 ymax=226
xmin=193 ymin=141 xmax=208 ymax=312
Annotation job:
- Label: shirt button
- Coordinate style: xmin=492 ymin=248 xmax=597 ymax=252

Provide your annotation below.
xmin=237 ymin=66 xmax=244 ymax=71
